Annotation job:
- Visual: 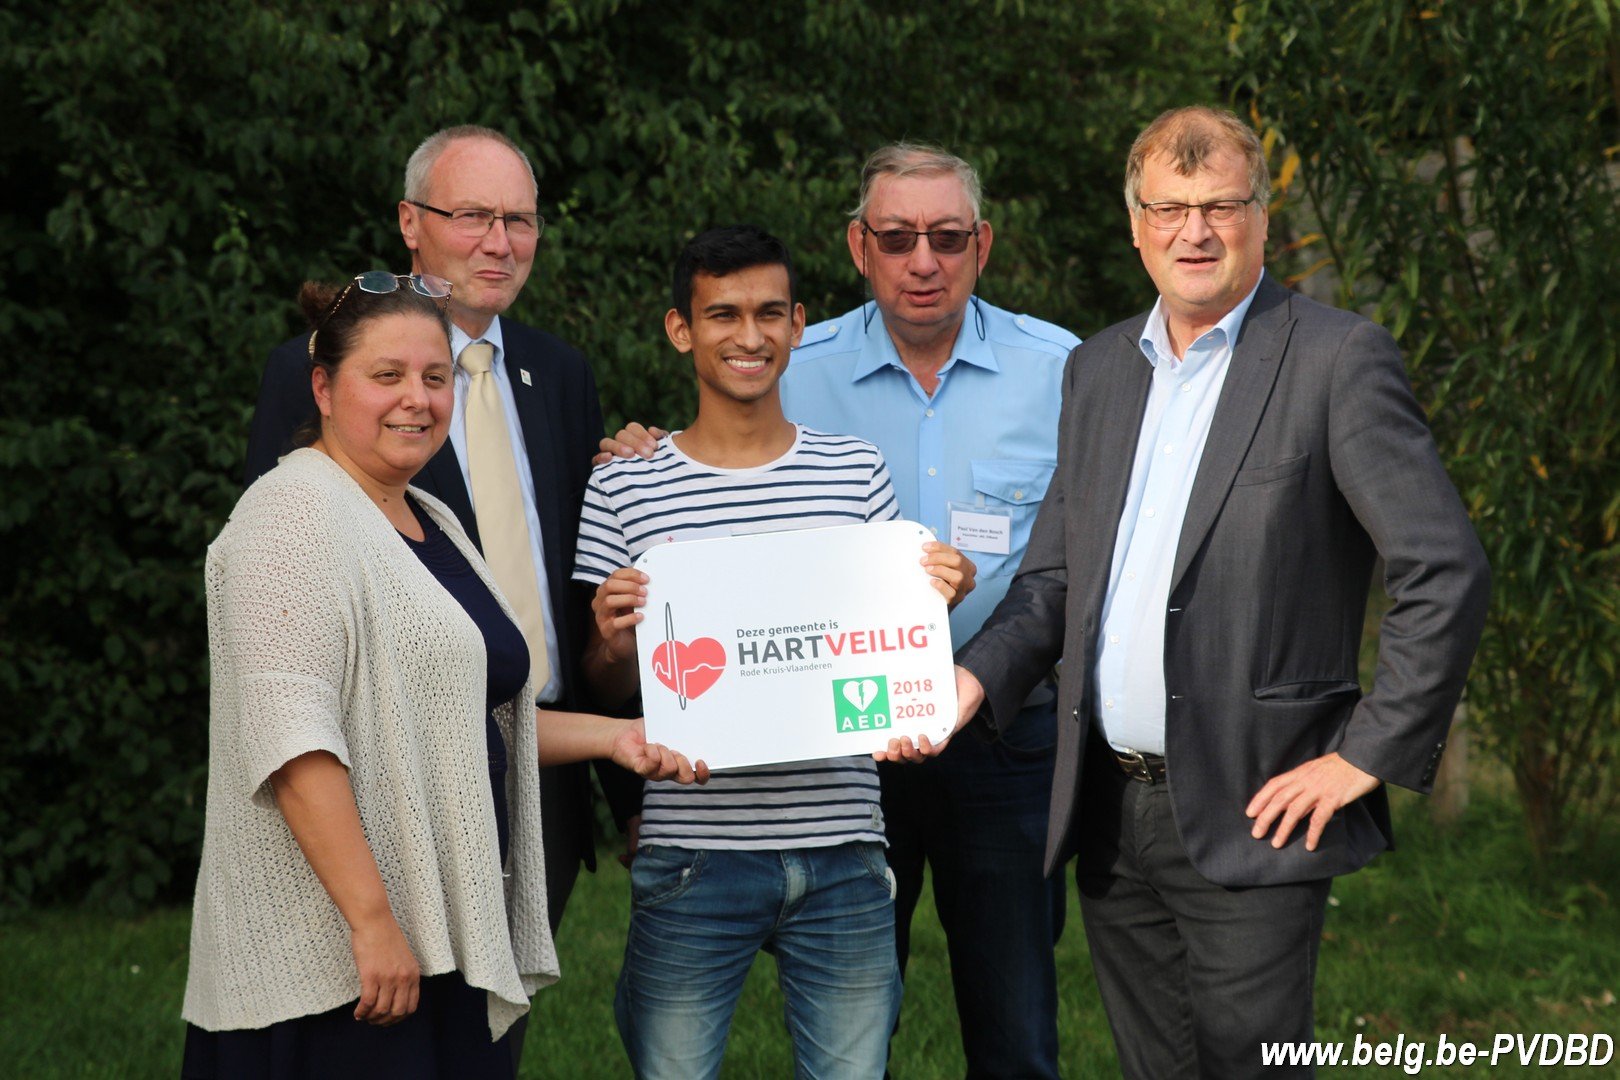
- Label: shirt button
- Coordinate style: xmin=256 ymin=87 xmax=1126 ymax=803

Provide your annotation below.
xmin=1013 ymin=490 xmax=1024 ymax=500
xmin=1017 ymin=317 xmax=1027 ymax=326
xmin=1180 ymin=383 xmax=1191 ymax=393
xmin=1144 ymin=508 xmax=1156 ymax=518
xmin=1126 ymin=571 xmax=1137 ymax=581
xmin=1109 ymin=634 xmax=1120 ymax=644
xmin=927 ymin=467 xmax=937 ymax=477
xmin=1163 ymin=444 xmax=1174 ymax=454
xmin=1104 ymin=698 xmax=1115 ymax=709
xmin=828 ymin=325 xmax=840 ymax=336
xmin=925 ymin=408 xmax=934 ymax=417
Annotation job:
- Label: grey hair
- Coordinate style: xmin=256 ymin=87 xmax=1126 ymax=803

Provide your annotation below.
xmin=851 ymin=142 xmax=984 ymax=222
xmin=402 ymin=125 xmax=538 ymax=203
xmin=1123 ymin=106 xmax=1270 ymax=211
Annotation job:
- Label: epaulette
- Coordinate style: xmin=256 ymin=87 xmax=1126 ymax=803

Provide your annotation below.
xmin=792 ymin=309 xmax=863 ymax=357
xmin=993 ymin=310 xmax=1081 ymax=356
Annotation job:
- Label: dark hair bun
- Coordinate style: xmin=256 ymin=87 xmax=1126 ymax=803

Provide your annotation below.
xmin=297 ymin=280 xmax=345 ymax=326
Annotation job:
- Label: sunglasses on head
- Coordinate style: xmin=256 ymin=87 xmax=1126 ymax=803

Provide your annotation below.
xmin=308 ymin=272 xmax=454 ymax=359
xmin=348 ymin=270 xmax=453 ymax=300
xmin=859 ymin=220 xmax=979 ymax=256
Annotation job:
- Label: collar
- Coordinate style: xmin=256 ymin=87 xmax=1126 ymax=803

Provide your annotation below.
xmin=851 ymin=298 xmax=999 ymax=382
xmin=451 ymin=315 xmax=506 ymax=368
xmin=1138 ymin=272 xmax=1265 ymax=369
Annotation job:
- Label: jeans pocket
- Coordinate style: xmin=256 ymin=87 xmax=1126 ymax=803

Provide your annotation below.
xmin=629 ymin=846 xmax=707 ymax=909
xmin=855 ymin=842 xmax=898 ymax=901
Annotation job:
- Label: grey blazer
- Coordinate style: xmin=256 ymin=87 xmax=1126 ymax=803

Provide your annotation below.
xmin=956 ymin=273 xmax=1490 ymax=887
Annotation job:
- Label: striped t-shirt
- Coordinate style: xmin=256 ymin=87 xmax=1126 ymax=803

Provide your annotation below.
xmin=573 ymin=426 xmax=900 ymax=850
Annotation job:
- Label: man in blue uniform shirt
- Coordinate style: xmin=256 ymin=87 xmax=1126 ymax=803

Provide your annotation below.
xmin=602 ymin=143 xmax=1080 ymax=1077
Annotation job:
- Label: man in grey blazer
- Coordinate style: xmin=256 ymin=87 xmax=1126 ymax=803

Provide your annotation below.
xmin=891 ymin=106 xmax=1490 ymax=1077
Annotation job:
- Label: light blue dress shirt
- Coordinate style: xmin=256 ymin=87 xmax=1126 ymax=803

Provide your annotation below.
xmin=447 ymin=317 xmax=562 ymax=702
xmin=781 ymin=297 xmax=1077 ymax=643
xmin=1093 ymin=275 xmax=1264 ymax=755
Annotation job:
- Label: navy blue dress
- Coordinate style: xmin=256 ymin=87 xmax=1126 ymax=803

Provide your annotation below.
xmin=182 ymin=496 xmax=531 ymax=1080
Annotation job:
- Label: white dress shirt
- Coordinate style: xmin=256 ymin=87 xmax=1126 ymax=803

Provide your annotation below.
xmin=1093 ymin=276 xmax=1263 ymax=755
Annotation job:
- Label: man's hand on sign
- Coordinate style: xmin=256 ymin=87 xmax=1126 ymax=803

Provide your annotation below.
xmin=591 ymin=567 xmax=649 ymax=664
xmin=873 ymin=664 xmax=983 ymax=764
xmin=921 ymin=542 xmax=976 ymax=609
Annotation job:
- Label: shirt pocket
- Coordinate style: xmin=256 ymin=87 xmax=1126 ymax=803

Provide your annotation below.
xmin=967 ymin=458 xmax=1057 ymax=578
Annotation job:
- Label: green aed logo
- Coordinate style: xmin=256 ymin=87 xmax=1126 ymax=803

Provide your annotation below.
xmin=833 ymin=676 xmax=891 ymax=733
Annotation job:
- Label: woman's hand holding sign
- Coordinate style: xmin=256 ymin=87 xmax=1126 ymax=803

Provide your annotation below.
xmin=610 ymin=718 xmax=710 ymax=786
xmin=535 ymin=708 xmax=708 ymax=785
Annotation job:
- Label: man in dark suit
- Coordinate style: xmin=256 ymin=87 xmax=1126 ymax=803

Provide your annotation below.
xmin=243 ymin=126 xmax=634 ymax=939
xmin=891 ymin=106 xmax=1490 ymax=1077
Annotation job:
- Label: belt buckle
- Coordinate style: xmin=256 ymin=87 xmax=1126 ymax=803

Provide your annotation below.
xmin=1116 ymin=748 xmax=1156 ymax=783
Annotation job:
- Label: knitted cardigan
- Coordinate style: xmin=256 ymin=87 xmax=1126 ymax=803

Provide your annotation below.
xmin=182 ymin=448 xmax=557 ymax=1039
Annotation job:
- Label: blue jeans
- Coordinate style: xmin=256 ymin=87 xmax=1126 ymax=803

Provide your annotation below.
xmin=879 ymin=692 xmax=1065 ymax=1078
xmin=615 ymin=842 xmax=902 ymax=1079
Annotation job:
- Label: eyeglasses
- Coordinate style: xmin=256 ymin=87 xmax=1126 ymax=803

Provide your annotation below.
xmin=1135 ymin=196 xmax=1258 ymax=230
xmin=309 ymin=272 xmax=453 ymax=359
xmin=859 ymin=220 xmax=979 ymax=256
xmin=408 ymin=200 xmax=545 ymax=240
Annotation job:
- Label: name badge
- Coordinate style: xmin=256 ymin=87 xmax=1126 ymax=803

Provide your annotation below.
xmin=948 ymin=504 xmax=1012 ymax=555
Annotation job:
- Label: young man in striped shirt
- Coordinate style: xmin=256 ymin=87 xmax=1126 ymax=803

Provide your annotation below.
xmin=573 ymin=225 xmax=974 ymax=1078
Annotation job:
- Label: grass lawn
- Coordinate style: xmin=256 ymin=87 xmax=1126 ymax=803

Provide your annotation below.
xmin=3 ymin=792 xmax=1615 ymax=1077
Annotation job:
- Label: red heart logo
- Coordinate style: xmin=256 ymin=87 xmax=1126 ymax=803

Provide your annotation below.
xmin=651 ymin=637 xmax=727 ymax=701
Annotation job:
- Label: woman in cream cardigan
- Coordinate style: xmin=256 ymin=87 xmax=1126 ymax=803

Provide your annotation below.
xmin=181 ymin=273 xmax=703 ymax=1078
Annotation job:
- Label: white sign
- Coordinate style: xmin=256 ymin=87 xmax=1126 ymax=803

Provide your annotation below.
xmin=632 ymin=520 xmax=958 ymax=770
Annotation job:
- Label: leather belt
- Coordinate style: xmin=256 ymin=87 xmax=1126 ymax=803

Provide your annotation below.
xmin=1112 ymin=747 xmax=1168 ymax=784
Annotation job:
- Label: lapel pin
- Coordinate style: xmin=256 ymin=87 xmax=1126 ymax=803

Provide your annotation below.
xmin=520 ymin=369 xmax=532 ymax=386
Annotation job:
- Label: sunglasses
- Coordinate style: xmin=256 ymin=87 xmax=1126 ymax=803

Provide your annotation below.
xmin=346 ymin=270 xmax=453 ymax=300
xmin=309 ymin=272 xmax=454 ymax=359
xmin=859 ymin=220 xmax=979 ymax=256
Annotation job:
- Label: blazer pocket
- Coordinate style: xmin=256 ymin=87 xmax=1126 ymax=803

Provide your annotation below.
xmin=1253 ymin=678 xmax=1361 ymax=702
xmin=1232 ymin=452 xmax=1310 ymax=487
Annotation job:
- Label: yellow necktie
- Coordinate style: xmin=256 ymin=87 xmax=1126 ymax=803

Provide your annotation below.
xmin=460 ymin=342 xmax=552 ymax=695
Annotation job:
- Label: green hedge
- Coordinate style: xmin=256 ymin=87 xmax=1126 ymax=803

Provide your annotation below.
xmin=0 ymin=0 xmax=1225 ymax=910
